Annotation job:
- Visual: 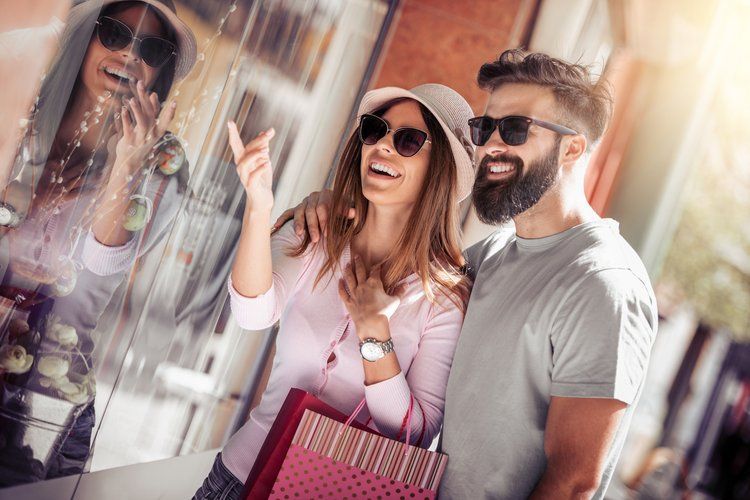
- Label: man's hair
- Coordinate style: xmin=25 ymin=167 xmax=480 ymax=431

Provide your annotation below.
xmin=477 ymin=49 xmax=613 ymax=148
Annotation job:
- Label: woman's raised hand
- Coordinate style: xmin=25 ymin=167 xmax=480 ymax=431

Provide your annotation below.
xmin=227 ymin=121 xmax=275 ymax=214
xmin=116 ymin=80 xmax=176 ymax=171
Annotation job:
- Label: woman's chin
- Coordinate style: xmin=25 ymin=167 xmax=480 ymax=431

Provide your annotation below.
xmin=361 ymin=189 xmax=412 ymax=209
xmin=102 ymin=79 xmax=131 ymax=96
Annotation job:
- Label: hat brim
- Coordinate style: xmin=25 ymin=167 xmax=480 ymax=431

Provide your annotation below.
xmin=357 ymin=88 xmax=475 ymax=202
xmin=67 ymin=0 xmax=197 ymax=80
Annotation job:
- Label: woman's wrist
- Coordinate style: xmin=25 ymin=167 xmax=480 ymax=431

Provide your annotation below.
xmin=112 ymin=154 xmax=143 ymax=177
xmin=244 ymin=203 xmax=273 ymax=222
xmin=355 ymin=315 xmax=390 ymax=342
xmin=106 ymin=159 xmax=141 ymax=194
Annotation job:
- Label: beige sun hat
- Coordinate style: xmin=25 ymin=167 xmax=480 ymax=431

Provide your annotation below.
xmin=65 ymin=0 xmax=197 ymax=79
xmin=357 ymin=84 xmax=476 ymax=201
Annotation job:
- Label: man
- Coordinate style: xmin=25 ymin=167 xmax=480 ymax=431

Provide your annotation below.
xmin=274 ymin=49 xmax=657 ymax=499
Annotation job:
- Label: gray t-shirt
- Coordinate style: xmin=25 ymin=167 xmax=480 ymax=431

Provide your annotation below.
xmin=440 ymin=219 xmax=658 ymax=499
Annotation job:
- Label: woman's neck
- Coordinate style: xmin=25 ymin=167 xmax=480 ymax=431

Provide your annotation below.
xmin=55 ymin=87 xmax=110 ymax=156
xmin=351 ymin=203 xmax=411 ymax=270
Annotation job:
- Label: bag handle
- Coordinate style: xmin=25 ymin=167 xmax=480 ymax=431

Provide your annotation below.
xmin=340 ymin=395 xmax=415 ymax=456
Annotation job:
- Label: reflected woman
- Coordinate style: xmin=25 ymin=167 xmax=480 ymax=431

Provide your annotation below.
xmin=0 ymin=0 xmax=195 ymax=484
xmin=193 ymin=85 xmax=475 ymax=499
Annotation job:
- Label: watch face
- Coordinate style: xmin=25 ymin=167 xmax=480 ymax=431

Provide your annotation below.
xmin=0 ymin=206 xmax=13 ymax=226
xmin=360 ymin=341 xmax=384 ymax=362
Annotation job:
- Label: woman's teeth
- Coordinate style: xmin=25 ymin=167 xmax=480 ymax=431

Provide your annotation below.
xmin=370 ymin=162 xmax=400 ymax=178
xmin=104 ymin=67 xmax=135 ymax=82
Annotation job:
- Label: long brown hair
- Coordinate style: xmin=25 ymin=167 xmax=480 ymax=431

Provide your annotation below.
xmin=294 ymin=100 xmax=471 ymax=311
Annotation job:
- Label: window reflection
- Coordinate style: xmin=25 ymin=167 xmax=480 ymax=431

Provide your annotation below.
xmin=0 ymin=0 xmax=391 ymax=489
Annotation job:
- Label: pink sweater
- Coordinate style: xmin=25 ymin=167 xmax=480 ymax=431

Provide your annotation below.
xmin=220 ymin=223 xmax=465 ymax=481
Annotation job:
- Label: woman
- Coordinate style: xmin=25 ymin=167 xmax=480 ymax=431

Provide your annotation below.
xmin=2 ymin=0 xmax=195 ymax=278
xmin=0 ymin=0 xmax=195 ymax=483
xmin=193 ymin=84 xmax=476 ymax=499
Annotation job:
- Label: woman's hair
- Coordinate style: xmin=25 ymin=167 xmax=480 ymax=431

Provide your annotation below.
xmin=295 ymin=100 xmax=471 ymax=311
xmin=32 ymin=1 xmax=178 ymax=166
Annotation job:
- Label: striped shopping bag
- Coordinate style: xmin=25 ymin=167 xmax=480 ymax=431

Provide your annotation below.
xmin=268 ymin=401 xmax=447 ymax=499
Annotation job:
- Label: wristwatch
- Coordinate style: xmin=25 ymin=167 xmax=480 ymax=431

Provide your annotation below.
xmin=0 ymin=202 xmax=21 ymax=228
xmin=359 ymin=338 xmax=394 ymax=362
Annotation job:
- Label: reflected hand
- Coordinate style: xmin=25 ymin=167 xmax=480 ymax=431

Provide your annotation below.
xmin=227 ymin=121 xmax=275 ymax=214
xmin=115 ymin=80 xmax=176 ymax=172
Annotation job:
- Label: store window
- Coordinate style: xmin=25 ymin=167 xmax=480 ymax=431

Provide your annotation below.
xmin=0 ymin=0 xmax=393 ymax=488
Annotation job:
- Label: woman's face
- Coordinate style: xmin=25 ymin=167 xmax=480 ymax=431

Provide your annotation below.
xmin=79 ymin=5 xmax=166 ymax=100
xmin=359 ymin=100 xmax=431 ymax=209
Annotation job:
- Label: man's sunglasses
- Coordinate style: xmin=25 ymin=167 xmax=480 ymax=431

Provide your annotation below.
xmin=358 ymin=114 xmax=431 ymax=158
xmin=468 ymin=115 xmax=578 ymax=147
xmin=96 ymin=16 xmax=177 ymax=68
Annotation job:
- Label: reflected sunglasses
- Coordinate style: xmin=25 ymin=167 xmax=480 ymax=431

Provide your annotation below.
xmin=358 ymin=114 xmax=431 ymax=157
xmin=95 ymin=16 xmax=177 ymax=68
xmin=468 ymin=115 xmax=578 ymax=147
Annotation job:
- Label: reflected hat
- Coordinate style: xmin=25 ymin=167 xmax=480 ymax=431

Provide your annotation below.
xmin=357 ymin=84 xmax=476 ymax=201
xmin=66 ymin=0 xmax=197 ymax=79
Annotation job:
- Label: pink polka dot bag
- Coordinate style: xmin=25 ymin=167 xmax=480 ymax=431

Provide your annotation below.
xmin=242 ymin=389 xmax=448 ymax=500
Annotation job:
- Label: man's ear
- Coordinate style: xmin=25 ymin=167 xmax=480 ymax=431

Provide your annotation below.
xmin=561 ymin=134 xmax=587 ymax=167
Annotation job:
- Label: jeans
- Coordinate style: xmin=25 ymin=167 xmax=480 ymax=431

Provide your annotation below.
xmin=46 ymin=402 xmax=96 ymax=479
xmin=192 ymin=453 xmax=244 ymax=500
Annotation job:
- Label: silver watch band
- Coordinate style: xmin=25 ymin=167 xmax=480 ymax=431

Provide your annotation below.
xmin=359 ymin=338 xmax=393 ymax=351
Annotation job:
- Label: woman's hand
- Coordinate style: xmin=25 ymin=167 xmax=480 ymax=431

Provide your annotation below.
xmin=115 ymin=80 xmax=176 ymax=173
xmin=338 ymin=256 xmax=402 ymax=341
xmin=227 ymin=121 xmax=275 ymax=215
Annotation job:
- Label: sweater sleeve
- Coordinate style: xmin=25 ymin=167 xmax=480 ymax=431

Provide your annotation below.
xmin=364 ymin=297 xmax=464 ymax=446
xmin=81 ymin=173 xmax=181 ymax=276
xmin=228 ymin=222 xmax=311 ymax=331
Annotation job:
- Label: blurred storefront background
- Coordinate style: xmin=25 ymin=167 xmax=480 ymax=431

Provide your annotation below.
xmin=0 ymin=0 xmax=748 ymax=498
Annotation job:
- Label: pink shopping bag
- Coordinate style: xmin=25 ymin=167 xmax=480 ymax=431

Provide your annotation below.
xmin=242 ymin=389 xmax=379 ymax=499
xmin=268 ymin=398 xmax=448 ymax=499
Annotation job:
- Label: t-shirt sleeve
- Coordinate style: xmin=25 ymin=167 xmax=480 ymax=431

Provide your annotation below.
xmin=549 ymin=268 xmax=657 ymax=404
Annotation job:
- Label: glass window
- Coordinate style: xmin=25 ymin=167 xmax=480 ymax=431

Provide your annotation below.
xmin=0 ymin=0 xmax=393 ymax=487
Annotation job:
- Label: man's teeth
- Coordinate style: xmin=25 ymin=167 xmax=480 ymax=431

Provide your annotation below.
xmin=104 ymin=67 xmax=135 ymax=81
xmin=370 ymin=162 xmax=400 ymax=178
xmin=489 ymin=164 xmax=515 ymax=174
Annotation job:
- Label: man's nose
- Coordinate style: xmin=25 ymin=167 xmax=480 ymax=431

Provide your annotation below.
xmin=483 ymin=128 xmax=509 ymax=156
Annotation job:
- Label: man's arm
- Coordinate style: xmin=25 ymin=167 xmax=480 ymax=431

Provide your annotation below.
xmin=271 ymin=189 xmax=354 ymax=242
xmin=530 ymin=396 xmax=627 ymax=500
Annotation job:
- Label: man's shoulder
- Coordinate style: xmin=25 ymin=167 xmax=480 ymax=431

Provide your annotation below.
xmin=464 ymin=225 xmax=516 ymax=270
xmin=569 ymin=219 xmax=651 ymax=285
xmin=557 ymin=220 xmax=656 ymax=313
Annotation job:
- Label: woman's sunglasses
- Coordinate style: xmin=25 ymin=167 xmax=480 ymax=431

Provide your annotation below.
xmin=95 ymin=16 xmax=177 ymax=69
xmin=468 ymin=115 xmax=578 ymax=147
xmin=358 ymin=114 xmax=431 ymax=158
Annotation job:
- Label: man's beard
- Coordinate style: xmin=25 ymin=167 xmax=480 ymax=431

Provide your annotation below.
xmin=471 ymin=138 xmax=561 ymax=225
